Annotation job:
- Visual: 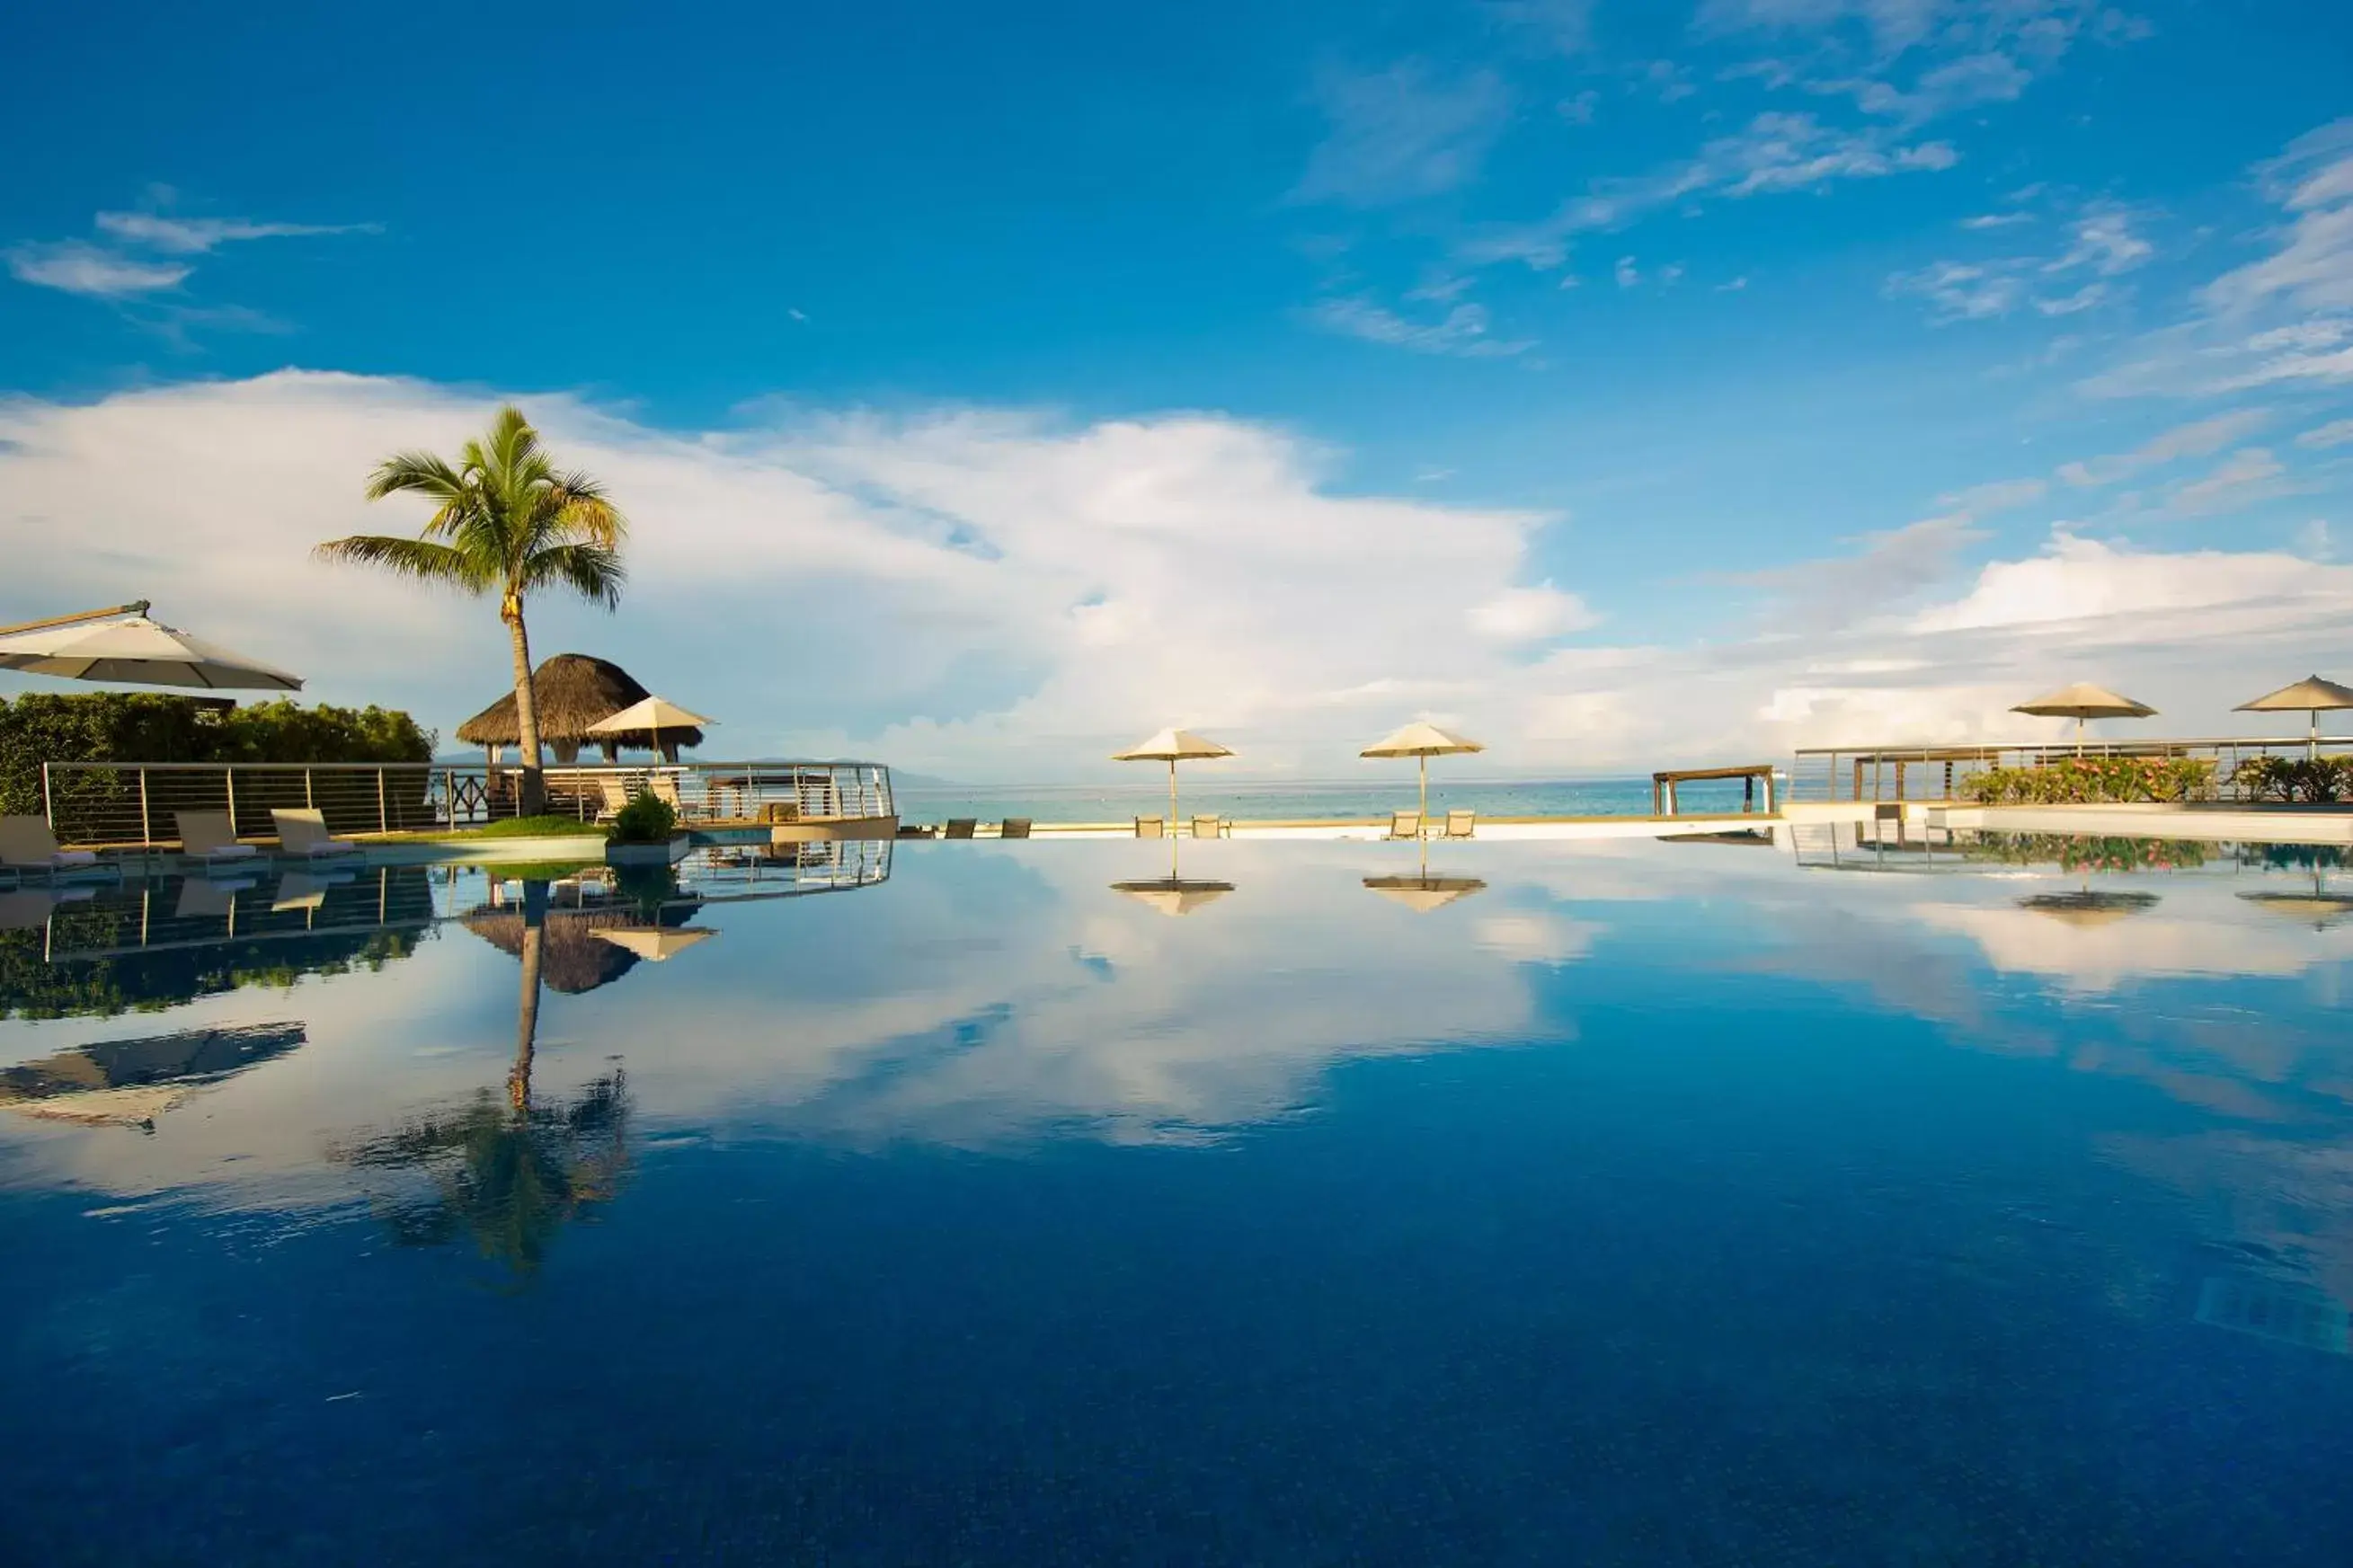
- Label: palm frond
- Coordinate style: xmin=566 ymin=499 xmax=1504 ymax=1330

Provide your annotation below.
xmin=519 ymin=543 xmax=626 ymax=610
xmin=364 ymin=451 xmax=468 ymax=502
xmin=315 ymin=535 xmax=494 ymax=590
xmin=552 ymin=488 xmax=628 ymax=549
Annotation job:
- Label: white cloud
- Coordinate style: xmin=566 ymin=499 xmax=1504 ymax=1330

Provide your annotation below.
xmin=2168 ymin=447 xmax=2288 ymax=517
xmin=1938 ymin=475 xmax=2047 ymax=512
xmin=2056 ymin=410 xmax=2271 ymax=486
xmin=2299 ymin=418 xmax=2353 ymax=449
xmin=4 ymin=241 xmax=189 ymax=297
xmin=1490 ymin=0 xmax=1597 ymax=55
xmin=92 ymin=211 xmax=379 ymax=254
xmin=2047 ymin=204 xmax=2153 ymax=276
xmin=1961 ymin=210 xmax=2033 ymax=229
xmin=1884 ymin=259 xmax=2024 ymax=321
xmin=1614 ymin=255 xmax=1639 ymax=288
xmin=2033 ymin=281 xmax=2109 ymax=315
xmin=1735 ymin=513 xmax=1985 ymax=631
xmin=1463 ymin=111 xmax=1958 ymax=270
xmin=7 ymin=373 xmax=2350 ymax=780
xmin=1294 ymin=62 xmax=1514 ymax=207
xmin=1307 ymin=297 xmax=1534 ymax=358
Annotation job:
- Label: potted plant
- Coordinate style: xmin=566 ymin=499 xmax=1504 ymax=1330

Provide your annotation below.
xmin=604 ymin=789 xmax=688 ymax=864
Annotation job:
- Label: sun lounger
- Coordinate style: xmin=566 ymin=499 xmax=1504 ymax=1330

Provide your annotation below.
xmin=271 ymin=869 xmax=353 ymax=912
xmin=0 ymin=816 xmax=121 ymax=882
xmin=175 ymin=811 xmax=260 ymax=872
xmin=270 ymin=808 xmax=363 ymax=859
xmin=945 ymin=818 xmax=977 ymax=840
xmin=1134 ymin=816 xmax=1165 ymax=839
xmin=1444 ymin=809 xmax=1476 ymax=839
xmin=175 ymin=875 xmax=253 ymax=918
xmin=1000 ymin=819 xmax=1033 ymax=839
xmin=1191 ymin=815 xmax=1226 ymax=839
xmin=1388 ymin=810 xmax=1423 ymax=840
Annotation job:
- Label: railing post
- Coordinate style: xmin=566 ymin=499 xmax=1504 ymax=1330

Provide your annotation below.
xmin=306 ymin=768 xmax=315 ymax=809
xmin=40 ymin=763 xmax=53 ymax=831
xmin=138 ymin=766 xmax=152 ymax=845
xmin=224 ymin=766 xmax=238 ymax=838
xmin=377 ymin=766 xmax=388 ymax=834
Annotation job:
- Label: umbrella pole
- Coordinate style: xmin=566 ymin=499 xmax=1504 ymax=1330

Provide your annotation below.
xmin=1418 ymin=755 xmax=1428 ymax=834
xmin=1168 ymin=758 xmax=1178 ymax=828
xmin=2312 ymin=709 xmax=2320 ymax=762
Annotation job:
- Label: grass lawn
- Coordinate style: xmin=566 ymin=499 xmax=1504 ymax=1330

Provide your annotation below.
xmin=368 ymin=814 xmax=611 ymax=844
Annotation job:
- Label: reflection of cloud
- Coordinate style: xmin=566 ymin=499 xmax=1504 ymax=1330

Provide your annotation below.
xmin=1911 ymin=900 xmax=2353 ymax=994
xmin=1473 ymin=912 xmax=1601 ymax=962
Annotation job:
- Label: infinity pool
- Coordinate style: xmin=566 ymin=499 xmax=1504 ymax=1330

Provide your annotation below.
xmin=4 ymin=833 xmax=2349 ymax=1564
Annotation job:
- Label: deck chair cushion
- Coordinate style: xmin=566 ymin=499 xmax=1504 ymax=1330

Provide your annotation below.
xmin=175 ymin=811 xmax=258 ymax=860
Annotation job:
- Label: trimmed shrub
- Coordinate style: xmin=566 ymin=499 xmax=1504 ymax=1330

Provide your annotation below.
xmin=1964 ymin=833 xmax=2214 ymax=873
xmin=609 ymin=790 xmax=679 ymax=844
xmin=1963 ymin=756 xmax=2215 ymax=806
xmin=2231 ymin=754 xmax=2353 ymax=803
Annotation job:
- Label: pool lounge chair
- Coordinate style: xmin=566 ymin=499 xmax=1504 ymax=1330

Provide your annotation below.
xmin=945 ymin=818 xmax=978 ymax=840
xmin=1388 ymin=811 xmax=1423 ymax=841
xmin=1443 ymin=809 xmax=1476 ymax=839
xmin=0 ymin=816 xmax=121 ymax=883
xmin=1134 ymin=816 xmax=1165 ymax=839
xmin=175 ymin=811 xmax=260 ymax=873
xmin=1191 ymin=815 xmax=1227 ymax=840
xmin=1000 ymin=819 xmax=1033 ymax=839
xmin=270 ymin=808 xmax=363 ymax=860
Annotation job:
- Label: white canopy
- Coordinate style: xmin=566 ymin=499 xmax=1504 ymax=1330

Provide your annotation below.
xmin=586 ymin=695 xmax=715 ymax=760
xmin=0 ymin=616 xmax=301 ymax=691
xmin=2236 ymin=675 xmax=2353 ymax=757
xmin=1361 ymin=722 xmax=1484 ymax=826
xmin=592 ymin=926 xmax=717 ymax=961
xmin=1112 ymin=729 xmax=1233 ymax=823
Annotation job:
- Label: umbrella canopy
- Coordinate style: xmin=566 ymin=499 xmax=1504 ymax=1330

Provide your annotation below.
xmin=586 ymin=695 xmax=715 ymax=763
xmin=2011 ymin=683 xmax=2155 ymax=753
xmin=1112 ymin=729 xmax=1233 ymax=825
xmin=2017 ymin=890 xmax=2160 ymax=928
xmin=1111 ymin=876 xmax=1234 ymax=917
xmin=0 ymin=615 xmax=301 ymax=691
xmin=2236 ymin=675 xmax=2353 ymax=757
xmin=2238 ymin=891 xmax=2353 ymax=930
xmin=1361 ymin=722 xmax=1485 ymax=826
xmin=0 ymin=1022 xmax=304 ymax=1130
xmin=1363 ymin=873 xmax=1487 ymax=912
xmin=458 ymin=652 xmax=708 ymax=761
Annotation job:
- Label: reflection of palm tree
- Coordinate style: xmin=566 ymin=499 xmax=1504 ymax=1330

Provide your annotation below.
xmin=336 ymin=880 xmax=629 ymax=1278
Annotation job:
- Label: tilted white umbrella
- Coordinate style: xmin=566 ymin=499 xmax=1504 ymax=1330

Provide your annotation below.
xmin=1361 ymin=722 xmax=1484 ymax=828
xmin=2235 ymin=675 xmax=2353 ymax=760
xmin=586 ymin=695 xmax=716 ymax=763
xmin=0 ymin=601 xmax=301 ymax=691
xmin=1112 ymin=729 xmax=1233 ymax=827
xmin=2011 ymin=683 xmax=2155 ymax=756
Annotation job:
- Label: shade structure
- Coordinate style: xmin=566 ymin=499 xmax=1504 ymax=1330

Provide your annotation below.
xmin=0 ymin=1022 xmax=304 ymax=1130
xmin=591 ymin=926 xmax=716 ymax=961
xmin=2235 ymin=675 xmax=2353 ymax=758
xmin=588 ymin=695 xmax=717 ymax=765
xmin=2238 ymin=891 xmax=2353 ymax=930
xmin=2011 ymin=683 xmax=2155 ymax=753
xmin=1111 ymin=876 xmax=1235 ymax=917
xmin=1362 ymin=873 xmax=1487 ymax=913
xmin=1361 ymin=722 xmax=1484 ymax=828
xmin=0 ymin=615 xmax=301 ymax=691
xmin=1112 ymin=729 xmax=1233 ymax=826
xmin=457 ymin=653 xmax=706 ymax=761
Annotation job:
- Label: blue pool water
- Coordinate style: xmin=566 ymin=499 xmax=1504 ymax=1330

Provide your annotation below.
xmin=3 ymin=832 xmax=2350 ymax=1564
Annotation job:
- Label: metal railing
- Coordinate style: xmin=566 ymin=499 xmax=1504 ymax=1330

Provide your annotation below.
xmin=1790 ymin=736 xmax=2353 ymax=804
xmin=39 ymin=759 xmax=895 ymax=846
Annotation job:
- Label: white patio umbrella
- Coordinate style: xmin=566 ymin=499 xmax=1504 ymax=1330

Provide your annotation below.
xmin=586 ymin=695 xmax=716 ymax=763
xmin=1112 ymin=729 xmax=1233 ymax=826
xmin=0 ymin=602 xmax=301 ymax=690
xmin=2235 ymin=675 xmax=2353 ymax=760
xmin=1361 ymin=722 xmax=1485 ymax=827
xmin=2010 ymin=683 xmax=2155 ymax=756
xmin=592 ymin=926 xmax=717 ymax=961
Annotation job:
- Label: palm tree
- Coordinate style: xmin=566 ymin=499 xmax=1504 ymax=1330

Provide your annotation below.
xmin=316 ymin=406 xmax=626 ymax=816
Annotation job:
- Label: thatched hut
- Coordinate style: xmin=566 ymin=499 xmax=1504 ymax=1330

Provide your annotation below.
xmin=454 ymin=653 xmax=706 ymax=763
xmin=462 ymin=908 xmax=706 ymax=994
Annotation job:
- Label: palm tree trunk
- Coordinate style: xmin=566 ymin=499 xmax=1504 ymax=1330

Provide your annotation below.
xmin=510 ymin=882 xmax=546 ymax=1113
xmin=504 ymin=601 xmax=546 ymax=816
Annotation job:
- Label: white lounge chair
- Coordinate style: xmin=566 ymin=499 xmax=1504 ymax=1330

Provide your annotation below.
xmin=270 ymin=808 xmax=362 ymax=859
xmin=0 ymin=815 xmax=120 ymax=883
xmin=175 ymin=811 xmax=260 ymax=873
xmin=1134 ymin=816 xmax=1165 ymax=839
xmin=1191 ymin=815 xmax=1227 ymax=839
xmin=1443 ymin=809 xmax=1477 ymax=839
xmin=1388 ymin=810 xmax=1423 ymax=841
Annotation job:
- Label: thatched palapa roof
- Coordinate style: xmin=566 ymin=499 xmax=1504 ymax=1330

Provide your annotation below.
xmin=463 ymin=908 xmax=706 ymax=994
xmin=455 ymin=653 xmax=706 ymax=751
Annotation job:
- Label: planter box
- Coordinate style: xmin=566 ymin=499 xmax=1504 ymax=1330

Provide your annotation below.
xmin=606 ymin=835 xmax=690 ymax=866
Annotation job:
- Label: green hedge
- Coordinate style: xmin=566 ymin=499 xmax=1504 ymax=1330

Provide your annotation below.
xmin=1963 ymin=756 xmax=2215 ymax=806
xmin=0 ymin=693 xmax=435 ymax=821
xmin=1963 ymin=833 xmax=2215 ymax=873
xmin=2231 ymin=754 xmax=2353 ymax=803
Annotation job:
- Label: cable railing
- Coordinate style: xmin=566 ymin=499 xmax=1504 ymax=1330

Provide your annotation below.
xmin=38 ymin=759 xmax=896 ymax=846
xmin=1789 ymin=736 xmax=2353 ymax=805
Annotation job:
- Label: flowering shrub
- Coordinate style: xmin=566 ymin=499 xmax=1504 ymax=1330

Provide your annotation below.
xmin=1963 ymin=757 xmax=2215 ymax=806
xmin=1964 ymin=833 xmax=2214 ymax=873
xmin=2231 ymin=754 xmax=2353 ymax=803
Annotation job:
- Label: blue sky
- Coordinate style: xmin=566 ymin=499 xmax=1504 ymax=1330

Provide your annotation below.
xmin=4 ymin=1 xmax=2352 ymax=775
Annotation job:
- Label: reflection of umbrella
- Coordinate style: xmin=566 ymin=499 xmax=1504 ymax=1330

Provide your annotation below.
xmin=591 ymin=926 xmax=716 ymax=961
xmin=2238 ymin=865 xmax=2353 ymax=929
xmin=1113 ymin=729 xmax=1232 ymax=827
xmin=1363 ymin=873 xmax=1488 ymax=912
xmin=2011 ymin=683 xmax=2155 ymax=755
xmin=0 ymin=602 xmax=302 ymax=690
xmin=1361 ymin=722 xmax=1484 ymax=828
xmin=1111 ymin=877 xmax=1235 ymax=917
xmin=0 ymin=1022 xmax=305 ymax=1131
xmin=2235 ymin=675 xmax=2353 ymax=759
xmin=587 ymin=695 xmax=716 ymax=764
xmin=2017 ymin=890 xmax=2161 ymax=927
